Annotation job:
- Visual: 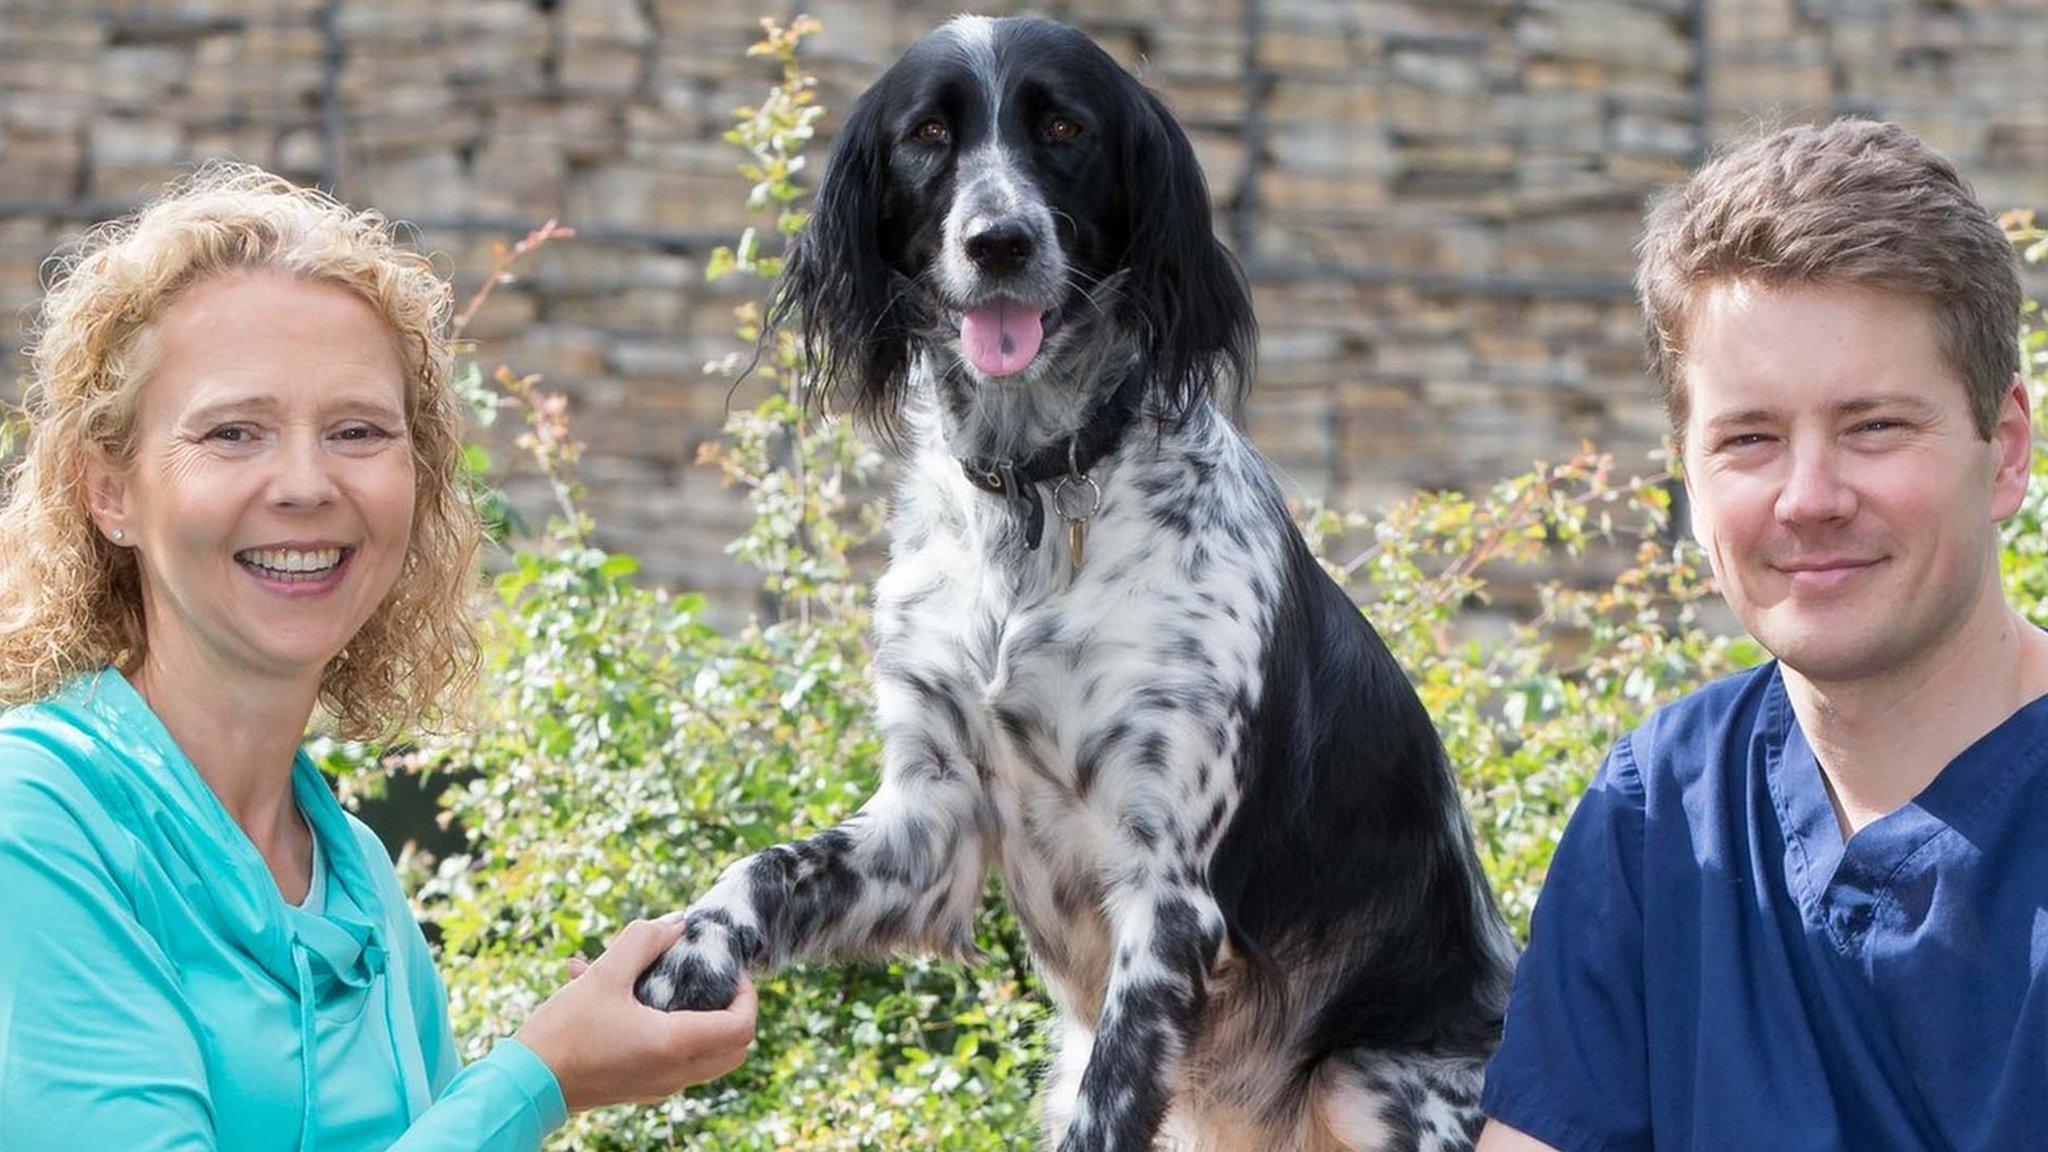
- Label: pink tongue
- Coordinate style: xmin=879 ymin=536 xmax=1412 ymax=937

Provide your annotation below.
xmin=960 ymin=301 xmax=1046 ymax=376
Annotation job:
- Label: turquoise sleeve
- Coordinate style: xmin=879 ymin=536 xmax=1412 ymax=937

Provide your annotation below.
xmin=0 ymin=760 xmax=215 ymax=1151
xmin=376 ymin=832 xmax=464 ymax=1094
xmin=385 ymin=1039 xmax=569 ymax=1151
xmin=368 ymin=821 xmax=568 ymax=1150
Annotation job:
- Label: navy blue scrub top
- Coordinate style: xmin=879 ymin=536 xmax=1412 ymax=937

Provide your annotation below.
xmin=1482 ymin=662 xmax=2048 ymax=1152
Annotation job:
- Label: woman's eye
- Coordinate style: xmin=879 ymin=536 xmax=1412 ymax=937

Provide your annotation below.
xmin=913 ymin=119 xmax=949 ymax=144
xmin=1046 ymin=114 xmax=1083 ymax=142
xmin=333 ymin=423 xmax=405 ymax=450
xmin=205 ymin=425 xmax=252 ymax=444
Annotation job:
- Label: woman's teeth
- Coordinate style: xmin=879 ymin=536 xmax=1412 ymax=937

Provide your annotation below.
xmin=238 ymin=547 xmax=344 ymax=578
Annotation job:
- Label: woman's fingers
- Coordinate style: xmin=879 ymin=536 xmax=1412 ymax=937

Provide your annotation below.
xmin=652 ymin=972 xmax=757 ymax=1083
xmin=517 ymin=922 xmax=757 ymax=1112
xmin=663 ymin=973 xmax=757 ymax=1047
xmin=722 ymin=973 xmax=759 ymax=1023
xmin=587 ymin=917 xmax=688 ymax=981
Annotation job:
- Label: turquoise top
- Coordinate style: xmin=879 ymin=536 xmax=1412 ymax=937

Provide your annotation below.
xmin=0 ymin=669 xmax=568 ymax=1150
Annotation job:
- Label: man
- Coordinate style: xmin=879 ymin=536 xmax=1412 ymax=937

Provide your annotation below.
xmin=1477 ymin=118 xmax=2047 ymax=1152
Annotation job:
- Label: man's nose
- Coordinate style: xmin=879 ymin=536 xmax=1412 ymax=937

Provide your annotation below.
xmin=1773 ymin=443 xmax=1857 ymax=526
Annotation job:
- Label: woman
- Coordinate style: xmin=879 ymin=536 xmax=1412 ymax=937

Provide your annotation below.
xmin=0 ymin=163 xmax=753 ymax=1150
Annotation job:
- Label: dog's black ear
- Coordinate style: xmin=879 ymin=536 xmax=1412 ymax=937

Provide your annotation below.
xmin=770 ymin=83 xmax=916 ymax=439
xmin=1119 ymin=85 xmax=1257 ymax=421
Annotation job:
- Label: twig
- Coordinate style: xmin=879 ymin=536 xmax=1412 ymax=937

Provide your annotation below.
xmin=454 ymin=220 xmax=577 ymax=336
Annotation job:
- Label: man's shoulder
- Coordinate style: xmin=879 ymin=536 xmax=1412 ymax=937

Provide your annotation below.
xmin=1618 ymin=661 xmax=1782 ymax=791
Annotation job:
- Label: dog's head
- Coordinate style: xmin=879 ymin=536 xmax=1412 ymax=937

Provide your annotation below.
xmin=774 ymin=15 xmax=1255 ymax=441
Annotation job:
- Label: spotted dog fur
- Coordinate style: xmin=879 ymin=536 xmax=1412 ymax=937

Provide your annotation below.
xmin=637 ymin=16 xmax=1516 ymax=1151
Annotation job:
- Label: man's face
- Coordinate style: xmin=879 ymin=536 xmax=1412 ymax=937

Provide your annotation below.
xmin=1678 ymin=280 xmax=2031 ymax=686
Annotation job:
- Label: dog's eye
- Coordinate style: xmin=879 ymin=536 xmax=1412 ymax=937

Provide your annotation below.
xmin=912 ymin=119 xmax=950 ymax=145
xmin=1045 ymin=114 xmax=1084 ymax=142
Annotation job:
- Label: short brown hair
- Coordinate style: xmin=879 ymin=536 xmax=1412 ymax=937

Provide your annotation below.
xmin=1637 ymin=117 xmax=2021 ymax=449
xmin=0 ymin=161 xmax=480 ymax=740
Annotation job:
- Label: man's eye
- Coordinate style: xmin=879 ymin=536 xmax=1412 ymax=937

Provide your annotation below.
xmin=1719 ymin=434 xmax=1772 ymax=451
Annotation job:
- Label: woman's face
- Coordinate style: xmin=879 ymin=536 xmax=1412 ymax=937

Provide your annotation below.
xmin=89 ymin=270 xmax=417 ymax=685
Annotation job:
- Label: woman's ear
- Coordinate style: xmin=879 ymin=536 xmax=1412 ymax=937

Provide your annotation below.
xmin=81 ymin=447 xmax=131 ymax=545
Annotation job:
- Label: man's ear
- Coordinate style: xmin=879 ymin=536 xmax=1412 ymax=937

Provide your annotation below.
xmin=81 ymin=446 xmax=131 ymax=544
xmin=1991 ymin=374 xmax=2033 ymax=522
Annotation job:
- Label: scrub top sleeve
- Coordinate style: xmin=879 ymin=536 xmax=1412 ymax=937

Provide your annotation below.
xmin=385 ymin=1039 xmax=569 ymax=1152
xmin=0 ymin=763 xmax=215 ymax=1152
xmin=1481 ymin=737 xmax=1654 ymax=1152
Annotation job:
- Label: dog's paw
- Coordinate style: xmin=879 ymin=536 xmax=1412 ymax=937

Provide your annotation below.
xmin=633 ymin=913 xmax=746 ymax=1012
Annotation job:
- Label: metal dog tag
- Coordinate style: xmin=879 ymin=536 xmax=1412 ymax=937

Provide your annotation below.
xmin=1053 ymin=473 xmax=1102 ymax=581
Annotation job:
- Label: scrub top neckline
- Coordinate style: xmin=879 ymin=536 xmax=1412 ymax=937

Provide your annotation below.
xmin=1764 ymin=664 xmax=2048 ymax=944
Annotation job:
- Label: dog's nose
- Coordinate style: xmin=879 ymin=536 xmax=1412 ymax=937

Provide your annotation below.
xmin=964 ymin=222 xmax=1035 ymax=276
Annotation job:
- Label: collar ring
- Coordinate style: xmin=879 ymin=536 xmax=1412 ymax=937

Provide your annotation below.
xmin=1053 ymin=473 xmax=1102 ymax=522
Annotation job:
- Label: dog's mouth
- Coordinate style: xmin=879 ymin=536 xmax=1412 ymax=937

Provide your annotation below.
xmin=954 ymin=296 xmax=1066 ymax=378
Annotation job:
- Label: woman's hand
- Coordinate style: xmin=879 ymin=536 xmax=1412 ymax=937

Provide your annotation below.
xmin=514 ymin=918 xmax=758 ymax=1112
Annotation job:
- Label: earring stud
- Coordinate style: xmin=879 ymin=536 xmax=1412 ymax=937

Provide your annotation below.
xmin=110 ymin=528 xmax=124 ymax=542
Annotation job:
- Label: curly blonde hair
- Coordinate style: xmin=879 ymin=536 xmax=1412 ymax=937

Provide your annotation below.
xmin=0 ymin=161 xmax=481 ymax=740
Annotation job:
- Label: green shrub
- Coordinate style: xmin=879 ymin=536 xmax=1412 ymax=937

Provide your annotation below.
xmin=321 ymin=24 xmax=2048 ymax=1151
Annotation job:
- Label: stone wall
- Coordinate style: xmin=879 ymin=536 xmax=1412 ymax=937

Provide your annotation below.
xmin=2 ymin=0 xmax=2043 ymax=618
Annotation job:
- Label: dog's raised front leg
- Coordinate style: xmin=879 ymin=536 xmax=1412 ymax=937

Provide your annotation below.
xmin=635 ymin=742 xmax=988 ymax=1011
xmin=1056 ymin=872 xmax=1227 ymax=1152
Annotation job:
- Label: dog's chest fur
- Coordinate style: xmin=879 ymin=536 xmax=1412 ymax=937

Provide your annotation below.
xmin=872 ymin=397 xmax=1283 ymax=1019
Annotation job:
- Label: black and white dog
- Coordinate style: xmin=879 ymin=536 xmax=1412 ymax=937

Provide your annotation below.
xmin=638 ymin=16 xmax=1515 ymax=1151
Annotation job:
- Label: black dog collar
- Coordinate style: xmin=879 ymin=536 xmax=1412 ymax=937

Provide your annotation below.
xmin=958 ymin=366 xmax=1147 ymax=549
